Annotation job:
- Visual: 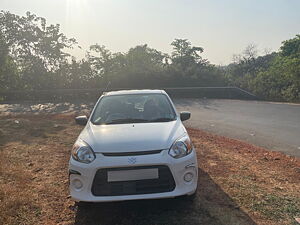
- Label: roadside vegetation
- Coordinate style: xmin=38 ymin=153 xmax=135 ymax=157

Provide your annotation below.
xmin=0 ymin=115 xmax=299 ymax=225
xmin=0 ymin=11 xmax=299 ymax=102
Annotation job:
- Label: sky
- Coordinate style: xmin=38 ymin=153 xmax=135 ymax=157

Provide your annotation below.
xmin=1 ymin=0 xmax=300 ymax=65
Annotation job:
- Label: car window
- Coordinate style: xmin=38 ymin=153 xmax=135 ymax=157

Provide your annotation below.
xmin=91 ymin=94 xmax=176 ymax=125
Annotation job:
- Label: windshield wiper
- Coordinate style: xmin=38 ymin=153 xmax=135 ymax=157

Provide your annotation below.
xmin=94 ymin=117 xmax=175 ymax=125
xmin=150 ymin=117 xmax=176 ymax=122
xmin=104 ymin=118 xmax=149 ymax=125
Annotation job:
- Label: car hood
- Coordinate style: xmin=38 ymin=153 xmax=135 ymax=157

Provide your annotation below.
xmin=79 ymin=120 xmax=186 ymax=153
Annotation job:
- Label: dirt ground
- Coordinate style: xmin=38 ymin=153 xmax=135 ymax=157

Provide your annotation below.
xmin=0 ymin=114 xmax=299 ymax=225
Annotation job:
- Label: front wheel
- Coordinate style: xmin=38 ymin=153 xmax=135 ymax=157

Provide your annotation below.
xmin=76 ymin=201 xmax=94 ymax=207
xmin=177 ymin=188 xmax=197 ymax=202
xmin=185 ymin=191 xmax=197 ymax=201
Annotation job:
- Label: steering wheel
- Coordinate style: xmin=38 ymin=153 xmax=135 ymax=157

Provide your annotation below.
xmin=105 ymin=113 xmax=127 ymax=122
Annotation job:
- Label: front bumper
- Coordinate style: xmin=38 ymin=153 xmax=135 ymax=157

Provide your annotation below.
xmin=69 ymin=149 xmax=198 ymax=202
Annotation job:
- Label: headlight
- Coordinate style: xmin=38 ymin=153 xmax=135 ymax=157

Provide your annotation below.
xmin=169 ymin=135 xmax=193 ymax=159
xmin=71 ymin=139 xmax=96 ymax=163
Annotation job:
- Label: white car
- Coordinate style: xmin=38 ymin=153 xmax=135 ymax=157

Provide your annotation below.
xmin=69 ymin=89 xmax=198 ymax=202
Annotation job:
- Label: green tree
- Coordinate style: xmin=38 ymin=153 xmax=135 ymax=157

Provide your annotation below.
xmin=280 ymin=34 xmax=300 ymax=58
xmin=0 ymin=11 xmax=77 ymax=89
xmin=171 ymin=39 xmax=207 ymax=67
xmin=252 ymin=35 xmax=300 ymax=101
xmin=115 ymin=44 xmax=166 ymax=88
xmin=168 ymin=39 xmax=225 ymax=87
xmin=0 ymin=33 xmax=19 ymax=90
xmin=253 ymin=56 xmax=300 ymax=101
xmin=226 ymin=35 xmax=300 ymax=101
xmin=226 ymin=44 xmax=277 ymax=91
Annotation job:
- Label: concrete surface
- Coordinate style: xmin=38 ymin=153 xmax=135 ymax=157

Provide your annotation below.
xmin=174 ymin=98 xmax=300 ymax=157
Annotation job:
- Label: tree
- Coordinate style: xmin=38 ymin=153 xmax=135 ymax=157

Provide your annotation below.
xmin=88 ymin=44 xmax=113 ymax=78
xmin=243 ymin=44 xmax=258 ymax=62
xmin=253 ymin=56 xmax=300 ymax=101
xmin=226 ymin=44 xmax=276 ymax=91
xmin=87 ymin=44 xmax=127 ymax=87
xmin=0 ymin=33 xmax=19 ymax=90
xmin=280 ymin=34 xmax=300 ymax=58
xmin=168 ymin=39 xmax=226 ymax=87
xmin=115 ymin=44 xmax=166 ymax=88
xmin=0 ymin=10 xmax=77 ymax=89
xmin=0 ymin=10 xmax=298 ymax=102
xmin=226 ymin=35 xmax=300 ymax=101
xmin=171 ymin=39 xmax=207 ymax=67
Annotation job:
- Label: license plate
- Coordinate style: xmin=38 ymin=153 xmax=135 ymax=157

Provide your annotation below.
xmin=107 ymin=168 xmax=159 ymax=182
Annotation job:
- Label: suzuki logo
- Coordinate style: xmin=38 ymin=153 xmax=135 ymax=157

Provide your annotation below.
xmin=128 ymin=157 xmax=137 ymax=164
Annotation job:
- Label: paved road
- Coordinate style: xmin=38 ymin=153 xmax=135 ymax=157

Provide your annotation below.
xmin=1 ymin=98 xmax=299 ymax=157
xmin=174 ymin=99 xmax=300 ymax=157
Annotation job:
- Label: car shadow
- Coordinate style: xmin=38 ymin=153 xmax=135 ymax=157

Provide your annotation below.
xmin=74 ymin=168 xmax=257 ymax=225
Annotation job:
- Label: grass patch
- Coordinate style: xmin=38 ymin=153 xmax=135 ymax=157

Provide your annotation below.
xmin=251 ymin=194 xmax=300 ymax=220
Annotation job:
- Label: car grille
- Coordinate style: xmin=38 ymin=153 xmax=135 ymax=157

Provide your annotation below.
xmin=101 ymin=150 xmax=162 ymax=157
xmin=91 ymin=165 xmax=176 ymax=196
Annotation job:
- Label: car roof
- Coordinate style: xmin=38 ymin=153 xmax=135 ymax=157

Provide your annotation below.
xmin=103 ymin=89 xmax=166 ymax=96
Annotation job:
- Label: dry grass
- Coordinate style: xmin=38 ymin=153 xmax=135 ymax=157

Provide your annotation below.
xmin=0 ymin=115 xmax=78 ymax=225
xmin=0 ymin=115 xmax=299 ymax=225
xmin=189 ymin=128 xmax=300 ymax=225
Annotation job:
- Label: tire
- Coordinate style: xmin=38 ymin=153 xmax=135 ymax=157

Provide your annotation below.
xmin=181 ymin=188 xmax=197 ymax=202
xmin=76 ymin=201 xmax=93 ymax=207
xmin=185 ymin=191 xmax=197 ymax=201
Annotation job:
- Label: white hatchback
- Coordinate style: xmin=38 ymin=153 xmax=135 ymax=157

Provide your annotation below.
xmin=69 ymin=89 xmax=198 ymax=202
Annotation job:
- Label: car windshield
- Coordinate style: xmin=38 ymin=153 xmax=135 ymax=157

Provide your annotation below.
xmin=91 ymin=93 xmax=177 ymax=125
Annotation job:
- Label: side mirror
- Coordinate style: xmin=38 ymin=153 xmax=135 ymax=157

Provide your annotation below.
xmin=75 ymin=115 xmax=88 ymax=126
xmin=180 ymin=111 xmax=191 ymax=121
